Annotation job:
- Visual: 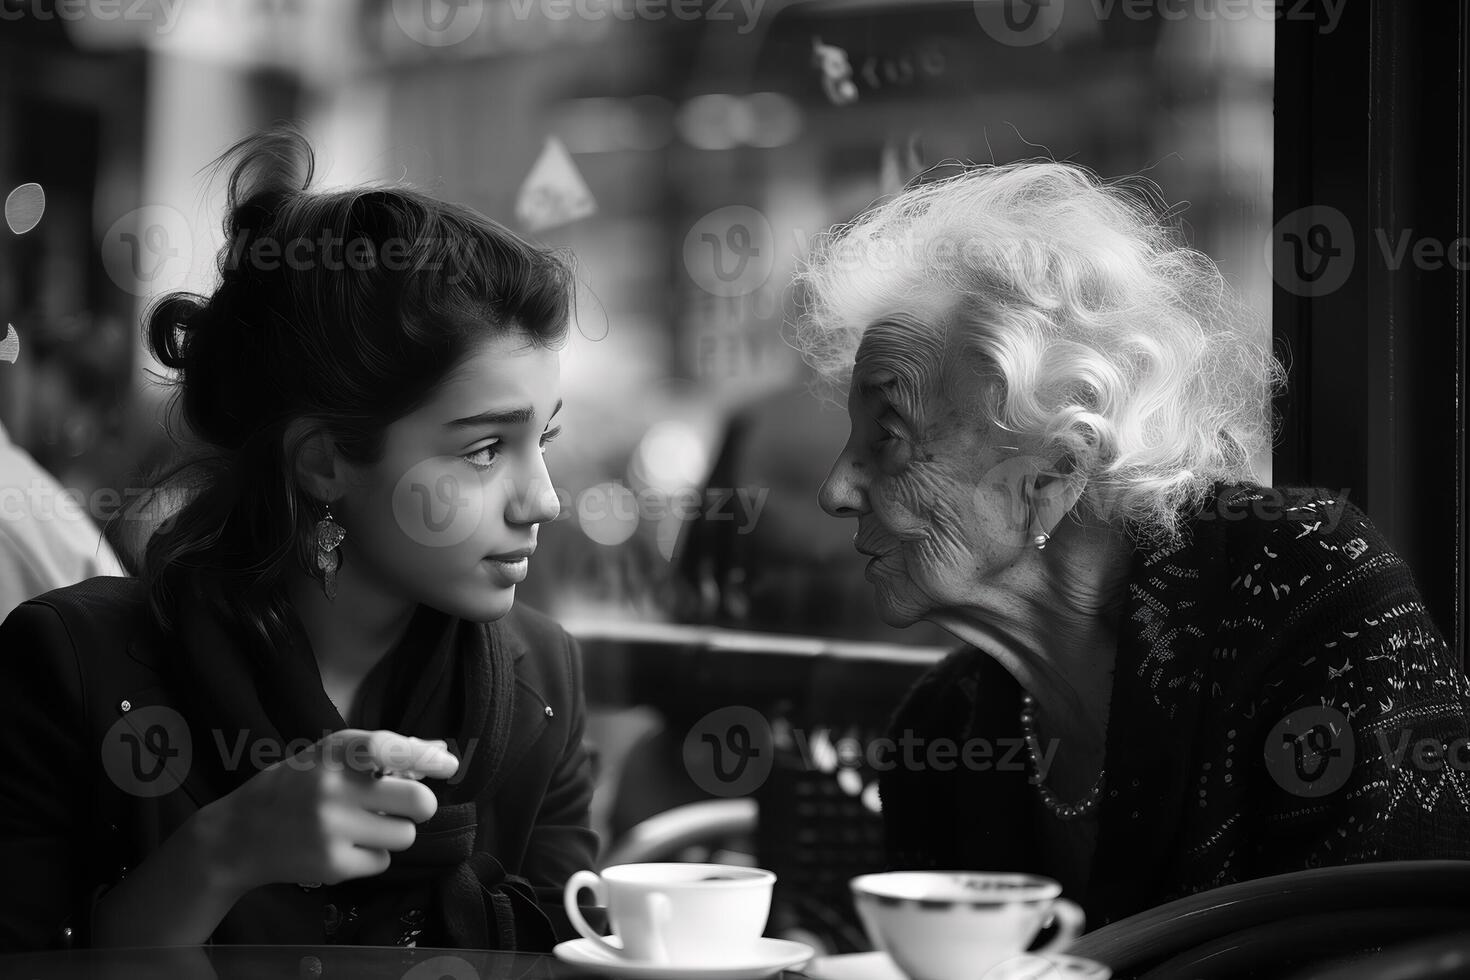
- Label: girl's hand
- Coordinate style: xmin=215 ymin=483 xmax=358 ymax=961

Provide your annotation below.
xmin=195 ymin=728 xmax=458 ymax=894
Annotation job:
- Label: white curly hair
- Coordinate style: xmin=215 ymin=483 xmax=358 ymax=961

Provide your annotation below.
xmin=791 ymin=159 xmax=1285 ymax=548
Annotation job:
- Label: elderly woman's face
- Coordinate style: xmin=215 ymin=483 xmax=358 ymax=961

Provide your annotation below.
xmin=818 ymin=315 xmax=1036 ymax=626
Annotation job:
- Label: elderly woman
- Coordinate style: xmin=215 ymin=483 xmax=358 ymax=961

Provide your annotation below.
xmin=797 ymin=162 xmax=1470 ymax=928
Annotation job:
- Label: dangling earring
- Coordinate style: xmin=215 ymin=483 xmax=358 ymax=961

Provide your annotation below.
xmin=314 ymin=503 xmax=347 ymax=599
xmin=1027 ymin=496 xmax=1050 ymax=550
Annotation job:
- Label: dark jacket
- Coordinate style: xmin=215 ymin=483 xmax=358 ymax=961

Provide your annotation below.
xmin=881 ymin=482 xmax=1470 ymax=928
xmin=0 ymin=575 xmax=600 ymax=951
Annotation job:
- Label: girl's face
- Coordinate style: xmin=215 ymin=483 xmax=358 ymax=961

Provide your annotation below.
xmin=337 ymin=330 xmax=563 ymax=623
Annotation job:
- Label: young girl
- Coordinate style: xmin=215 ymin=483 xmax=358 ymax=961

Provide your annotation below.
xmin=0 ymin=128 xmax=597 ymax=951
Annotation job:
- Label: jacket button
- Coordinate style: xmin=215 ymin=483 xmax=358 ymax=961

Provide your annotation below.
xmin=545 ymin=706 xmax=554 ymax=718
xmin=59 ymin=926 xmax=73 ymax=945
xmin=119 ymin=700 xmax=131 ymax=713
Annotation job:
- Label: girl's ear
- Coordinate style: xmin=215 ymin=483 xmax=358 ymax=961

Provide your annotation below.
xmin=285 ymin=417 xmax=347 ymax=503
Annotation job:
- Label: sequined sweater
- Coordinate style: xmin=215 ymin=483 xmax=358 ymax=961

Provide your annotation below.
xmin=878 ymin=482 xmax=1470 ymax=928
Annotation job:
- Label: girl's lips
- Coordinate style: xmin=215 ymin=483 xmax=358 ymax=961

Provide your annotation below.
xmin=485 ymin=555 xmax=530 ymax=584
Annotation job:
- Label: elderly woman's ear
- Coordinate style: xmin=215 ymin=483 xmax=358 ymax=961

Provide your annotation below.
xmin=1028 ymin=466 xmax=1085 ymax=545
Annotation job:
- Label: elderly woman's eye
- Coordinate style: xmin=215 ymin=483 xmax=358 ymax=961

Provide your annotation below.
xmin=873 ymin=412 xmax=907 ymax=447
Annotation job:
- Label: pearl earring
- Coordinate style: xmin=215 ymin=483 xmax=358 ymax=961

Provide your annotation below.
xmin=1026 ymin=496 xmax=1050 ymax=550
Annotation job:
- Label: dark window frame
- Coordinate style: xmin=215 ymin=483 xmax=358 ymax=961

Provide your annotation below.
xmin=1273 ymin=0 xmax=1469 ymax=664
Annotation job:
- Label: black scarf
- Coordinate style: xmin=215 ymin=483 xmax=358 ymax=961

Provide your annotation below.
xmin=165 ymin=573 xmax=551 ymax=948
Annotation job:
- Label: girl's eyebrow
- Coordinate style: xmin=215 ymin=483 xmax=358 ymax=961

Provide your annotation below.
xmin=446 ymin=398 xmax=563 ymax=429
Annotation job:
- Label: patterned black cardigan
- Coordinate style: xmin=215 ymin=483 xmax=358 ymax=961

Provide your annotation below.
xmin=879 ymin=482 xmax=1470 ymax=928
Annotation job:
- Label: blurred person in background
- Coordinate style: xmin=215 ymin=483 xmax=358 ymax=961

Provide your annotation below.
xmin=609 ymin=372 xmax=954 ymax=844
xmin=0 ymin=327 xmax=127 ymax=621
xmin=0 ymin=128 xmax=599 ymax=951
xmin=801 ymin=160 xmax=1470 ymax=927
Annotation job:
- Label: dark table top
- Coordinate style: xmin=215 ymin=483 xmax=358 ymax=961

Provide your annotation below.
xmin=0 ymin=945 xmax=816 ymax=980
xmin=0 ymin=945 xmax=571 ymax=980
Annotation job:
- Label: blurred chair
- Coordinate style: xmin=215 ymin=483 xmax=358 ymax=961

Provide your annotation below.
xmin=1068 ymin=861 xmax=1470 ymax=979
xmin=754 ymin=650 xmax=939 ymax=956
xmin=599 ymin=799 xmax=758 ymax=868
xmin=1286 ymin=929 xmax=1470 ymax=980
xmin=1135 ymin=910 xmax=1469 ymax=979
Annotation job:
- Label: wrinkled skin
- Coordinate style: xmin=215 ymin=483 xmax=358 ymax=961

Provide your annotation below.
xmin=818 ymin=312 xmax=1082 ymax=632
xmin=818 ymin=299 xmax=1134 ymax=810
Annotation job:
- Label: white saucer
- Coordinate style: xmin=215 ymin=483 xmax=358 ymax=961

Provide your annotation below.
xmin=553 ymin=937 xmax=816 ymax=979
xmin=803 ymin=951 xmax=1111 ymax=980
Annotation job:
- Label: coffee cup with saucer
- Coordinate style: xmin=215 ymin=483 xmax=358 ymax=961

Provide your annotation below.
xmin=805 ymin=871 xmax=1107 ymax=980
xmin=554 ymin=862 xmax=815 ymax=979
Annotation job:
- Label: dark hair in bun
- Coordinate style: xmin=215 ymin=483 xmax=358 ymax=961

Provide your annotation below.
xmin=109 ymin=123 xmax=573 ymax=654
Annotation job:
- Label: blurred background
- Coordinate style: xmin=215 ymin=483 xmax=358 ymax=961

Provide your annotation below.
xmin=0 ymin=0 xmax=1275 ymax=634
xmin=0 ymin=0 xmax=1279 ymax=952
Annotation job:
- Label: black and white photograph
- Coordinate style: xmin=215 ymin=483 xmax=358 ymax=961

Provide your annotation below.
xmin=0 ymin=0 xmax=1467 ymax=977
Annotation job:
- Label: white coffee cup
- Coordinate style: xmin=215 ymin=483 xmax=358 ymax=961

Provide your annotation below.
xmin=564 ymin=863 xmax=775 ymax=965
xmin=851 ymin=871 xmax=1085 ymax=980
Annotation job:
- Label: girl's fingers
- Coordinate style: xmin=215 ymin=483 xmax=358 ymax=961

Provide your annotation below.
xmin=346 ymin=773 xmax=440 ymax=823
xmin=323 ymin=730 xmax=457 ymax=780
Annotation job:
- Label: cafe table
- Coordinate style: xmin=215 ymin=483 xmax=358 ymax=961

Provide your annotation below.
xmin=0 ymin=944 xmax=818 ymax=980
